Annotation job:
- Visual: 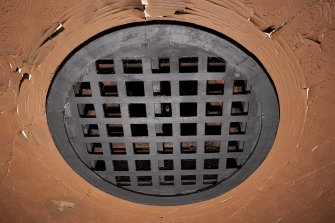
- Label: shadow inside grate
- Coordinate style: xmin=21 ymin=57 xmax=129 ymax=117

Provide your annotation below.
xmin=90 ymin=160 xmax=106 ymax=171
xmin=73 ymin=82 xmax=92 ymax=97
xmin=111 ymin=143 xmax=126 ymax=154
xmin=87 ymin=143 xmax=103 ymax=154
xmin=100 ymin=82 xmax=118 ymax=97
xmin=179 ymin=57 xmax=198 ymax=73
xmin=207 ymin=57 xmax=226 ymax=72
xmin=96 ymin=60 xmax=115 ymax=74
xmin=152 ymin=58 xmax=170 ymax=73
xmin=104 ymin=103 xmax=121 ymax=118
xmin=123 ymin=59 xmax=143 ymax=74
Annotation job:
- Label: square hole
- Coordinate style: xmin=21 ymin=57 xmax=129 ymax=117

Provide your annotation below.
xmin=77 ymin=104 xmax=96 ymax=118
xmin=181 ymin=159 xmax=196 ymax=170
xmin=89 ymin=160 xmax=106 ymax=171
xmin=226 ymin=158 xmax=240 ymax=169
xmin=106 ymin=124 xmax=124 ymax=137
xmin=181 ymin=175 xmax=196 ymax=185
xmin=207 ymin=57 xmax=226 ymax=72
xmin=136 ymin=160 xmax=151 ymax=171
xmin=180 ymin=142 xmax=197 ymax=153
xmin=73 ymin=82 xmax=92 ymax=97
xmin=207 ymin=80 xmax=224 ymax=95
xmin=103 ymin=103 xmax=121 ymax=118
xmin=228 ymin=141 xmax=243 ymax=152
xmin=204 ymin=159 xmax=219 ymax=169
xmin=129 ymin=104 xmax=147 ymax=117
xmin=138 ymin=176 xmax=152 ymax=186
xmin=158 ymin=160 xmax=174 ymax=170
xmin=204 ymin=141 xmax=221 ymax=153
xmin=233 ymin=80 xmax=249 ymax=94
xmin=180 ymin=81 xmax=198 ymax=96
xmin=206 ymin=102 xmax=223 ymax=116
xmin=205 ymin=123 xmax=222 ymax=135
xmin=113 ymin=160 xmax=129 ymax=171
xmin=154 ymin=103 xmax=172 ymax=117
xmin=179 ymin=57 xmax=198 ymax=73
xmin=110 ymin=143 xmax=126 ymax=154
xmin=156 ymin=123 xmax=173 ymax=136
xmin=203 ymin=174 xmax=218 ymax=185
xmin=153 ymin=81 xmax=171 ymax=96
xmin=159 ymin=175 xmax=174 ymax=185
xmin=96 ymin=59 xmax=115 ymax=74
xmin=229 ymin=122 xmax=246 ymax=135
xmin=231 ymin=102 xmax=248 ymax=116
xmin=126 ymin=81 xmax=145 ymax=96
xmin=87 ymin=143 xmax=103 ymax=154
xmin=133 ymin=143 xmax=150 ymax=154
xmin=99 ymin=82 xmax=118 ymax=97
xmin=115 ymin=176 xmax=130 ymax=186
xmin=180 ymin=123 xmax=197 ymax=136
xmin=131 ymin=124 xmax=148 ymax=137
xmin=123 ymin=59 xmax=143 ymax=74
xmin=152 ymin=58 xmax=170 ymax=73
xmin=157 ymin=142 xmax=173 ymax=154
xmin=82 ymin=124 xmax=99 ymax=137
xmin=180 ymin=103 xmax=197 ymax=117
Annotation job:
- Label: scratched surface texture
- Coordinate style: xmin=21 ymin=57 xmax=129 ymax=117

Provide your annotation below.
xmin=0 ymin=0 xmax=334 ymax=222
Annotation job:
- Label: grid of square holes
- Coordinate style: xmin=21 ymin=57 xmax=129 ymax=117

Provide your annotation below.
xmin=69 ymin=56 xmax=257 ymax=195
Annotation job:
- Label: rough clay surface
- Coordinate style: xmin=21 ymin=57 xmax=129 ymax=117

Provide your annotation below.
xmin=0 ymin=0 xmax=334 ymax=222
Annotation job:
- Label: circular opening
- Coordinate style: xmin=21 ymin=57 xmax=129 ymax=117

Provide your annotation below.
xmin=47 ymin=22 xmax=279 ymax=205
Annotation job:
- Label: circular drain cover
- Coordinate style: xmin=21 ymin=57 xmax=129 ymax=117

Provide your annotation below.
xmin=47 ymin=22 xmax=279 ymax=205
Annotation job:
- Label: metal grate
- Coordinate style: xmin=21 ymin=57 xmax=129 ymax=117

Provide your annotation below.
xmin=47 ymin=23 xmax=279 ymax=205
xmin=69 ymin=55 xmax=256 ymax=195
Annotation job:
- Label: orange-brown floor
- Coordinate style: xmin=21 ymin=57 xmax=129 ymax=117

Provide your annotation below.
xmin=0 ymin=0 xmax=335 ymax=222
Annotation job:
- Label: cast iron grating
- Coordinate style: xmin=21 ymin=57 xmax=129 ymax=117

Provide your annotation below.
xmin=47 ymin=23 xmax=279 ymax=205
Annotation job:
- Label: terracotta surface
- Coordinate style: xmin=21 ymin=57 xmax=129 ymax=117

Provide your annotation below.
xmin=0 ymin=0 xmax=334 ymax=222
